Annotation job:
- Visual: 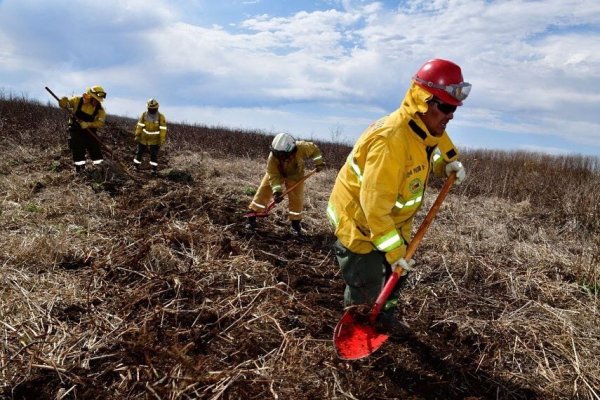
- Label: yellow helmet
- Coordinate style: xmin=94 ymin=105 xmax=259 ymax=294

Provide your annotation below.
xmin=87 ymin=85 xmax=106 ymax=102
xmin=147 ymin=98 xmax=159 ymax=109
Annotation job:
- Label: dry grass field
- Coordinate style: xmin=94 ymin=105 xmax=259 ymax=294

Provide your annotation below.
xmin=0 ymin=94 xmax=599 ymax=399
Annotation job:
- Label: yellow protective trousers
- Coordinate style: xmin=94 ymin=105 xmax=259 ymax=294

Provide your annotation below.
xmin=249 ymin=173 xmax=304 ymax=221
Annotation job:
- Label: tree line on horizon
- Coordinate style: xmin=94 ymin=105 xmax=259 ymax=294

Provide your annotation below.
xmin=1 ymin=91 xmax=598 ymax=236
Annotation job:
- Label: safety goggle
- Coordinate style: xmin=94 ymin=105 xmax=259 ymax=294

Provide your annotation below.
xmin=413 ymin=76 xmax=471 ymax=102
xmin=90 ymin=87 xmax=106 ymax=99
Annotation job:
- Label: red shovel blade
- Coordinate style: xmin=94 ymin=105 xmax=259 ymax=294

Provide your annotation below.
xmin=333 ymin=309 xmax=389 ymax=360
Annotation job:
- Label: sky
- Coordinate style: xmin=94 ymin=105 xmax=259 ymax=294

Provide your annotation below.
xmin=1 ymin=0 xmax=599 ymax=157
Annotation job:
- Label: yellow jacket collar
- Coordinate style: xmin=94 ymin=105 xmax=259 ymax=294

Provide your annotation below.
xmin=400 ymin=83 xmax=431 ymax=118
xmin=399 ymin=83 xmax=442 ymax=147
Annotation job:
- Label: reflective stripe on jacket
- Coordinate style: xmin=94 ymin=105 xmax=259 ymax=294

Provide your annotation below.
xmin=266 ymin=140 xmax=323 ymax=193
xmin=327 ymin=84 xmax=459 ymax=264
xmin=135 ymin=111 xmax=167 ymax=145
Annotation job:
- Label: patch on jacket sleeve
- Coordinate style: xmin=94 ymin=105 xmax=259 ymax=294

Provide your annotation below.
xmin=409 ymin=178 xmax=423 ymax=194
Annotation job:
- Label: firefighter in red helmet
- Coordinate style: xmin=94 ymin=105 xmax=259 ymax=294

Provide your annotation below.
xmin=327 ymin=59 xmax=469 ymax=333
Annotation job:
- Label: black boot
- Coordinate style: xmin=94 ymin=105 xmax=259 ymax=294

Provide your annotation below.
xmin=374 ymin=310 xmax=410 ymax=336
xmin=291 ymin=220 xmax=302 ymax=235
xmin=151 ymin=166 xmax=158 ymax=176
xmin=245 ymin=216 xmax=257 ymax=230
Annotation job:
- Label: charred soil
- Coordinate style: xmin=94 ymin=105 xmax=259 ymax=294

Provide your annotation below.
xmin=1 ymin=99 xmax=599 ymax=399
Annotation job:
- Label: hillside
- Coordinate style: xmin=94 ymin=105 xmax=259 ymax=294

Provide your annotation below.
xmin=1 ymin=94 xmax=599 ymax=399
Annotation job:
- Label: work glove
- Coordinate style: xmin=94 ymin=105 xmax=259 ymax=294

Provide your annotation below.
xmin=391 ymin=258 xmax=416 ymax=276
xmin=273 ymin=191 xmax=284 ymax=203
xmin=58 ymin=97 xmax=69 ymax=109
xmin=315 ymin=163 xmax=325 ymax=172
xmin=79 ymin=121 xmax=90 ymax=130
xmin=445 ymin=160 xmax=466 ymax=185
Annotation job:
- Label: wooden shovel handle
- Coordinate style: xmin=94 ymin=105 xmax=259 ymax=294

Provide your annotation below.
xmin=370 ymin=173 xmax=457 ymax=320
xmin=280 ymin=169 xmax=317 ymax=198
xmin=244 ymin=170 xmax=317 ymax=218
xmin=405 ymin=173 xmax=456 ymax=260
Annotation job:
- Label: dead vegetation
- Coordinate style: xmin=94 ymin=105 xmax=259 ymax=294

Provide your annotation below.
xmin=0 ymin=94 xmax=599 ymax=399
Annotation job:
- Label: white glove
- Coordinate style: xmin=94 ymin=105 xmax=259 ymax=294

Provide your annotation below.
xmin=445 ymin=160 xmax=466 ymax=185
xmin=391 ymin=258 xmax=416 ymax=276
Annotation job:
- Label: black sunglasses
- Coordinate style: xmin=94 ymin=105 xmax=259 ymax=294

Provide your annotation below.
xmin=431 ymin=99 xmax=457 ymax=115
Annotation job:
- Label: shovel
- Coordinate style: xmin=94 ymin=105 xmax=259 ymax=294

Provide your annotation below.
xmin=333 ymin=173 xmax=456 ymax=360
xmin=244 ymin=169 xmax=317 ymax=218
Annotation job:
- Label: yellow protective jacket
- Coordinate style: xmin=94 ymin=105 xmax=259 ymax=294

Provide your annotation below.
xmin=60 ymin=96 xmax=106 ymax=130
xmin=135 ymin=111 xmax=167 ymax=145
xmin=327 ymin=84 xmax=459 ymax=264
xmin=266 ymin=140 xmax=324 ymax=193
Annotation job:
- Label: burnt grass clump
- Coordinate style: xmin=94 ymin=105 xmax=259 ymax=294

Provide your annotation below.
xmin=0 ymin=94 xmax=599 ymax=399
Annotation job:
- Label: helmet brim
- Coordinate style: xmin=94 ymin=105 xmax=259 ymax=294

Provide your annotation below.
xmin=89 ymin=93 xmax=105 ymax=103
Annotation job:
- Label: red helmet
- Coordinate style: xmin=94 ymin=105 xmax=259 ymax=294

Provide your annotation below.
xmin=413 ymin=59 xmax=471 ymax=106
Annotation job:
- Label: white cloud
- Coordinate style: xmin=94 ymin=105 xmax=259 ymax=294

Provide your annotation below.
xmin=0 ymin=0 xmax=599 ymax=155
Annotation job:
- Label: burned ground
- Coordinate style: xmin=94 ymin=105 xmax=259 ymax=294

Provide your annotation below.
xmin=1 ymin=98 xmax=599 ymax=399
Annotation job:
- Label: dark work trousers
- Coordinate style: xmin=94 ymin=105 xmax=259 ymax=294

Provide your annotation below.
xmin=69 ymin=127 xmax=103 ymax=167
xmin=333 ymin=240 xmax=406 ymax=313
xmin=134 ymin=143 xmax=160 ymax=168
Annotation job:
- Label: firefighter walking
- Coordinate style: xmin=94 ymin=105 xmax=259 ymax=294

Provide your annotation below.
xmin=133 ymin=98 xmax=167 ymax=175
